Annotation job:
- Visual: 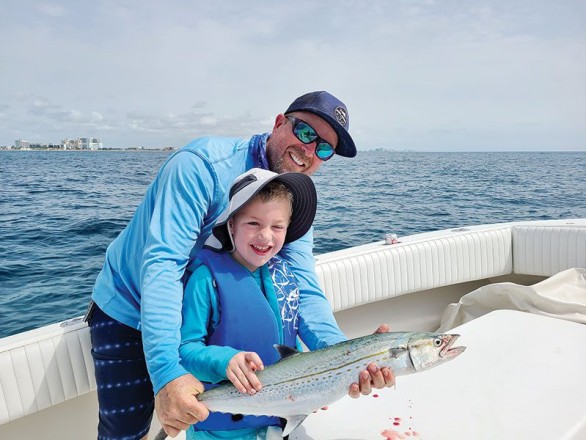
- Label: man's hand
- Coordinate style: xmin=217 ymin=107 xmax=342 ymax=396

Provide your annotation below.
xmin=155 ymin=374 xmax=210 ymax=437
xmin=348 ymin=324 xmax=396 ymax=398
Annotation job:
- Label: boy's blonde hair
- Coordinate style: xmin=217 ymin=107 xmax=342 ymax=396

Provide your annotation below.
xmin=251 ymin=181 xmax=293 ymax=220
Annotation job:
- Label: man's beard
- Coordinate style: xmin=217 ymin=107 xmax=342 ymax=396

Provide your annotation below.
xmin=267 ymin=144 xmax=313 ymax=175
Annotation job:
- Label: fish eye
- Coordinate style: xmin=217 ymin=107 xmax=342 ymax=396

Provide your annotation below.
xmin=433 ymin=338 xmax=443 ymax=347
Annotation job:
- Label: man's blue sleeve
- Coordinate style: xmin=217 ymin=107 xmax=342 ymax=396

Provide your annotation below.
xmin=139 ymin=152 xmax=216 ymax=395
xmin=280 ymin=227 xmax=347 ymax=350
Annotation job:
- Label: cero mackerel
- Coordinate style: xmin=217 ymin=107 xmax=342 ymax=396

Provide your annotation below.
xmin=157 ymin=331 xmax=465 ymax=438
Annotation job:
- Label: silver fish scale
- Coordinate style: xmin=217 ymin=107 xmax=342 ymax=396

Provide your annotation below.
xmin=198 ymin=332 xmax=417 ymax=417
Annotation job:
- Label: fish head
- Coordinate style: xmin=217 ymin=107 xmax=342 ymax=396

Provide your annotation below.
xmin=407 ymin=333 xmax=466 ymax=372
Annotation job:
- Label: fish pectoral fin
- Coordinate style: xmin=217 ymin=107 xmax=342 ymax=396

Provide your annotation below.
xmin=282 ymin=414 xmax=308 ymax=437
xmin=274 ymin=344 xmax=301 ymax=361
xmin=389 ymin=348 xmax=405 ymax=358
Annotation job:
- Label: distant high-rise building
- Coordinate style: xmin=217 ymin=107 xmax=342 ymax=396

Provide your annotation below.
xmin=15 ymin=139 xmax=30 ymax=149
xmin=61 ymin=138 xmax=80 ymax=149
xmin=79 ymin=137 xmax=103 ymax=150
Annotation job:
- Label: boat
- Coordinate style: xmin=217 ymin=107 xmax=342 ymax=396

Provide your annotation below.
xmin=1 ymin=219 xmax=585 ymax=439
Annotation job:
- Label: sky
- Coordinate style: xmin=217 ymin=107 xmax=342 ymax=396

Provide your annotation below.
xmin=1 ymin=0 xmax=585 ymax=151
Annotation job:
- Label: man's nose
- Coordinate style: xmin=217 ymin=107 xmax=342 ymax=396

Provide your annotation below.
xmin=297 ymin=141 xmax=315 ymax=157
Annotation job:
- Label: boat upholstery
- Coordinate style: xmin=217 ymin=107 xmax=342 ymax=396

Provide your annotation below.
xmin=0 ymin=318 xmax=93 ymax=425
xmin=317 ymin=221 xmax=585 ymax=312
xmin=512 ymin=224 xmax=586 ymax=277
xmin=1 ymin=220 xmax=585 ymax=425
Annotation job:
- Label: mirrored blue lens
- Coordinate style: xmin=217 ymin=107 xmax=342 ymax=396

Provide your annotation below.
xmin=315 ymin=142 xmax=335 ymax=160
xmin=294 ymin=121 xmax=317 ymax=143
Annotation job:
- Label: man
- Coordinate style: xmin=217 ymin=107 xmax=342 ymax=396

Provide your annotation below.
xmin=87 ymin=91 xmax=395 ymax=439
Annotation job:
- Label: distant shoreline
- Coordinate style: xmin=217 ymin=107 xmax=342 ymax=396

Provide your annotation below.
xmin=0 ymin=148 xmax=176 ymax=152
xmin=1 ymin=147 xmax=583 ymax=153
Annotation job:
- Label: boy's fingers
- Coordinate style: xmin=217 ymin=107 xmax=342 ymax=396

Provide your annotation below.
xmin=236 ymin=368 xmax=258 ymax=395
xmin=245 ymin=352 xmax=264 ymax=370
xmin=227 ymin=370 xmax=247 ymax=394
xmin=246 ymin=370 xmax=263 ymax=392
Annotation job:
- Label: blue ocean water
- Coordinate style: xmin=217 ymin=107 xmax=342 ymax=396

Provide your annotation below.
xmin=1 ymin=150 xmax=585 ymax=338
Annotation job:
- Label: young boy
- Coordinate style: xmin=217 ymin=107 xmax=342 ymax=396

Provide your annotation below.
xmin=179 ymin=168 xmax=320 ymax=439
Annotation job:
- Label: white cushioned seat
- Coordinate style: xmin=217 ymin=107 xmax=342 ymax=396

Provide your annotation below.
xmin=317 ymin=227 xmax=513 ymax=312
xmin=512 ymin=225 xmax=586 ymax=276
xmin=0 ymin=319 xmax=94 ymax=425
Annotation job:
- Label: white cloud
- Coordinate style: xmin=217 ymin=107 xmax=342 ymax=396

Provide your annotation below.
xmin=1 ymin=0 xmax=584 ymax=150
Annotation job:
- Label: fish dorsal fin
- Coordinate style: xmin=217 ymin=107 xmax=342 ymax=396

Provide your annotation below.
xmin=283 ymin=414 xmax=308 ymax=436
xmin=274 ymin=344 xmax=301 ymax=361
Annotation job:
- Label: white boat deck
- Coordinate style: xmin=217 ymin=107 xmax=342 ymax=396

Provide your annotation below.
xmin=292 ymin=310 xmax=586 ymax=440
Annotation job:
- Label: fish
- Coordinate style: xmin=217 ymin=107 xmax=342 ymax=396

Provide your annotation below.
xmin=155 ymin=332 xmax=465 ymax=439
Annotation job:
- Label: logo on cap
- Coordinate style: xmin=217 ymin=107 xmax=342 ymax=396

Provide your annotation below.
xmin=334 ymin=106 xmax=348 ymax=127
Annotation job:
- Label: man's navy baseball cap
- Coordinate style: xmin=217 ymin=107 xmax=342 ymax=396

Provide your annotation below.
xmin=285 ymin=91 xmax=357 ymax=158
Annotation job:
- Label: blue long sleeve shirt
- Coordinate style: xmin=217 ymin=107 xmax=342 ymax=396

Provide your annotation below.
xmin=91 ymin=135 xmax=347 ymax=394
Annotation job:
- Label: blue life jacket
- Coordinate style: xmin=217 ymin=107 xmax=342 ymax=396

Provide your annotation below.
xmin=193 ymin=249 xmax=299 ymax=432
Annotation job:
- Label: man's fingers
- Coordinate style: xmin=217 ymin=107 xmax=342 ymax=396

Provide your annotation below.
xmin=348 ymin=382 xmax=360 ymax=399
xmin=164 ymin=422 xmax=190 ymax=433
xmin=368 ymin=363 xmax=386 ymax=388
xmin=160 ymin=402 xmax=209 ymax=438
xmin=359 ymin=371 xmax=372 ymax=395
xmin=162 ymin=424 xmax=180 ymax=437
xmin=373 ymin=323 xmax=390 ymax=334
xmin=189 ymin=402 xmax=210 ymax=422
xmin=382 ymin=367 xmax=396 ymax=388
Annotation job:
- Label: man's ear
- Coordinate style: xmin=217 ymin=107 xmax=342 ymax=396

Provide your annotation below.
xmin=272 ymin=113 xmax=287 ymax=131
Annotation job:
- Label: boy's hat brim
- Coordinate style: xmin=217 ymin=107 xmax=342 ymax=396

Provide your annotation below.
xmin=205 ymin=168 xmax=317 ymax=252
xmin=285 ymin=91 xmax=356 ymax=158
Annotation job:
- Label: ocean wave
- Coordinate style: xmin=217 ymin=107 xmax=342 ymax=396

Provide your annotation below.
xmin=1 ymin=150 xmax=586 ymax=338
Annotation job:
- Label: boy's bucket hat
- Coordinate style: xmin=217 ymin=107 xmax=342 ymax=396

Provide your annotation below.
xmin=285 ymin=91 xmax=357 ymax=158
xmin=205 ymin=168 xmax=317 ymax=252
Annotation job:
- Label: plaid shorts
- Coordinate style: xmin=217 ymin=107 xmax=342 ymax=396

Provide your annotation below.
xmin=88 ymin=303 xmax=154 ymax=440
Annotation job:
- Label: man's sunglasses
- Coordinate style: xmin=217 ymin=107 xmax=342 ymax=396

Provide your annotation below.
xmin=286 ymin=115 xmax=336 ymax=161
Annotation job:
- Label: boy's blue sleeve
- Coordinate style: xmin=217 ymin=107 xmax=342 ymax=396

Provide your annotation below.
xmin=179 ymin=264 xmax=240 ymax=384
xmin=280 ymin=227 xmax=347 ymax=350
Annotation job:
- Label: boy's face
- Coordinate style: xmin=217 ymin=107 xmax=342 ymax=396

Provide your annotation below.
xmin=229 ymin=197 xmax=291 ymax=272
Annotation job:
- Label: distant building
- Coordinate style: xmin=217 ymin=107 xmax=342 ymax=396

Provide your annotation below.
xmin=61 ymin=138 xmax=79 ymax=150
xmin=15 ymin=139 xmax=30 ymax=149
xmin=61 ymin=137 xmax=103 ymax=150
xmin=79 ymin=137 xmax=103 ymax=150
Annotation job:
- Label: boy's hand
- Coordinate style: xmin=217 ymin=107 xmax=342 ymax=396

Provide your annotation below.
xmin=348 ymin=323 xmax=396 ymax=398
xmin=227 ymin=351 xmax=264 ymax=395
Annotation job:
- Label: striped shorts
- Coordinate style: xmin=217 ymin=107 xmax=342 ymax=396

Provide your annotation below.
xmin=88 ymin=303 xmax=154 ymax=440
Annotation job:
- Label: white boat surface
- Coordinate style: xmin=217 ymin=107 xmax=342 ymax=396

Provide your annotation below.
xmin=1 ymin=219 xmax=585 ymax=439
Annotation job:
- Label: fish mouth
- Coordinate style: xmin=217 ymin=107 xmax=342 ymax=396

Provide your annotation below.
xmin=440 ymin=334 xmax=466 ymax=358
